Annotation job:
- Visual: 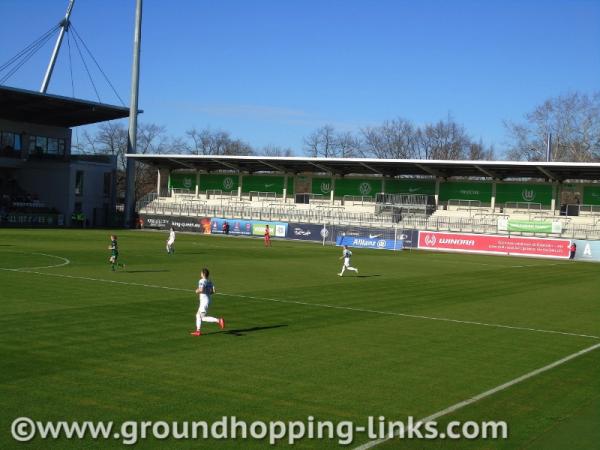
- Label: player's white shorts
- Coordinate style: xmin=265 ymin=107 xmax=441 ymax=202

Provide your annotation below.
xmin=167 ymin=239 xmax=175 ymax=246
xmin=343 ymin=258 xmax=351 ymax=267
xmin=198 ymin=295 xmax=211 ymax=315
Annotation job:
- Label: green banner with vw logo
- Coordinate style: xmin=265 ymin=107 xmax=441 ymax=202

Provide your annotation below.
xmin=312 ymin=177 xmax=333 ymax=195
xmin=199 ymin=174 xmax=239 ymax=192
xmin=496 ymin=183 xmax=552 ymax=205
xmin=168 ymin=172 xmax=197 ymax=190
xmin=334 ymin=178 xmax=382 ymax=197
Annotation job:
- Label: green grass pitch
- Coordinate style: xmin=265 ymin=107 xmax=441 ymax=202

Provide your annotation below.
xmin=0 ymin=229 xmax=599 ymax=449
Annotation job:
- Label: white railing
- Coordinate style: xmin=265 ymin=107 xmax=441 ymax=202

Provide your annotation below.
xmin=574 ymin=204 xmax=600 ymax=215
xmin=343 ymin=195 xmax=374 ymax=205
xmin=249 ymin=191 xmax=278 ymax=201
xmin=447 ymin=199 xmax=482 ymax=209
xmin=504 ymin=201 xmax=543 ymax=211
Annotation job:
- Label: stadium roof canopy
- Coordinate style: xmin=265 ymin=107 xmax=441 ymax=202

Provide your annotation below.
xmin=127 ymin=154 xmax=600 ymax=182
xmin=0 ymin=85 xmax=131 ymax=127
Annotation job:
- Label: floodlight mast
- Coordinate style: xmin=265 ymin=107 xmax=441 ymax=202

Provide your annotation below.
xmin=124 ymin=0 xmax=143 ymax=227
xmin=40 ymin=0 xmax=75 ymax=93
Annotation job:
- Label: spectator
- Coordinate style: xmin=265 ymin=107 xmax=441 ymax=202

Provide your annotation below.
xmin=570 ymin=242 xmax=577 ymax=260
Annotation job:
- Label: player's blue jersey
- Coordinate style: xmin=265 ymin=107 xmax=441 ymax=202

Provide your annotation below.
xmin=198 ymin=279 xmax=214 ymax=296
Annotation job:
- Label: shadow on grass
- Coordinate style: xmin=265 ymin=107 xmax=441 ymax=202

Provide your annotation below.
xmin=217 ymin=324 xmax=288 ymax=337
xmin=353 ymin=274 xmax=382 ymax=278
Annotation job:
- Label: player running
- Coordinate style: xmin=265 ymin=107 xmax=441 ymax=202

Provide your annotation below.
xmin=191 ymin=268 xmax=225 ymax=336
xmin=264 ymin=224 xmax=272 ymax=247
xmin=338 ymin=245 xmax=358 ymax=276
xmin=166 ymin=227 xmax=176 ymax=254
xmin=108 ymin=235 xmax=125 ymax=271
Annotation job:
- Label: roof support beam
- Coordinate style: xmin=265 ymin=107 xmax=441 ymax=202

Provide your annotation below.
xmin=258 ymin=160 xmax=286 ymax=172
xmin=473 ymin=165 xmax=498 ymax=179
xmin=360 ymin=162 xmax=382 ymax=175
xmin=415 ymin=163 xmax=443 ymax=177
xmin=536 ymin=166 xmax=558 ymax=181
xmin=308 ymin=161 xmax=334 ymax=174
xmin=212 ymin=159 xmax=239 ymax=171
xmin=168 ymin=158 xmax=195 ymax=169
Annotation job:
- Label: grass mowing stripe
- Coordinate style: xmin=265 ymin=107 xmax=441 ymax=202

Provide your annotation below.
xmin=354 ymin=341 xmax=600 ymax=450
xmin=2 ymin=267 xmax=598 ymax=340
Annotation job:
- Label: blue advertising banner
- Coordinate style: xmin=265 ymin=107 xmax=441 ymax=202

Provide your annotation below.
xmin=336 ymin=235 xmax=403 ymax=251
xmin=574 ymin=240 xmax=600 ymax=262
xmin=396 ymin=229 xmax=419 ymax=249
xmin=332 ymin=227 xmax=418 ymax=249
xmin=287 ymin=223 xmax=330 ymax=241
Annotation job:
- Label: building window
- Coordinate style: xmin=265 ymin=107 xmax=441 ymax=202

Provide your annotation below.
xmin=47 ymin=138 xmax=59 ymax=154
xmin=103 ymin=172 xmax=112 ymax=196
xmin=35 ymin=136 xmax=47 ymax=153
xmin=1 ymin=131 xmax=21 ymax=153
xmin=28 ymin=135 xmax=66 ymax=156
xmin=75 ymin=170 xmax=84 ymax=196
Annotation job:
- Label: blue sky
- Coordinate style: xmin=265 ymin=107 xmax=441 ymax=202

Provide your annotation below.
xmin=1 ymin=0 xmax=599 ymax=156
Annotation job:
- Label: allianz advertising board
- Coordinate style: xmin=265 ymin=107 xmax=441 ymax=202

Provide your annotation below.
xmin=336 ymin=235 xmax=404 ymax=251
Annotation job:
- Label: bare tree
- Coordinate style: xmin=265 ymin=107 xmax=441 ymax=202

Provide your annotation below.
xmin=336 ymin=132 xmax=360 ymax=158
xmin=185 ymin=127 xmax=253 ymax=155
xmin=303 ymin=125 xmax=338 ymax=157
xmin=505 ymin=92 xmax=600 ymax=161
xmin=419 ymin=116 xmax=471 ymax=160
xmin=361 ymin=118 xmax=418 ymax=159
xmin=260 ymin=145 xmax=294 ymax=157
xmin=467 ymin=139 xmax=494 ymax=160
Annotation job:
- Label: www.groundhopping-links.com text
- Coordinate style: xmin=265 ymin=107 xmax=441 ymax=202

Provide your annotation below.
xmin=11 ymin=416 xmax=508 ymax=445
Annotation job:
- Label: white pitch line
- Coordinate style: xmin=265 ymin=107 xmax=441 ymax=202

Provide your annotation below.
xmin=218 ymin=293 xmax=600 ymax=340
xmin=0 ymin=252 xmax=71 ymax=270
xmin=1 ymin=268 xmax=598 ymax=340
xmin=353 ymin=341 xmax=600 ymax=449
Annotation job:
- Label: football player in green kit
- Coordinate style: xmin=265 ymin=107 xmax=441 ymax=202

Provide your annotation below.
xmin=108 ymin=235 xmax=125 ymax=271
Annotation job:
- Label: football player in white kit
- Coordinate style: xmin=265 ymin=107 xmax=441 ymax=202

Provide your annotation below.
xmin=166 ymin=227 xmax=176 ymax=254
xmin=338 ymin=245 xmax=359 ymax=276
xmin=191 ymin=268 xmax=225 ymax=336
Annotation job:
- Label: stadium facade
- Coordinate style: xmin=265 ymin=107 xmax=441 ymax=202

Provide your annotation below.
xmin=0 ymin=85 xmax=129 ymax=227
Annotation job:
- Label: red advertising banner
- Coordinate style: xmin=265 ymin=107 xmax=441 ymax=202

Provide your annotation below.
xmin=418 ymin=231 xmax=571 ymax=259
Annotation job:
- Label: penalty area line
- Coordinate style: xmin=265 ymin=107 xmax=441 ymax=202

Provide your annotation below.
xmin=2 ymin=269 xmax=599 ymax=340
xmin=353 ymin=340 xmax=600 ymax=449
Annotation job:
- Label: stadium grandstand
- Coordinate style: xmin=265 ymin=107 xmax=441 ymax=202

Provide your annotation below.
xmin=129 ymin=155 xmax=600 ymax=240
xmin=0 ymin=85 xmax=128 ymax=227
